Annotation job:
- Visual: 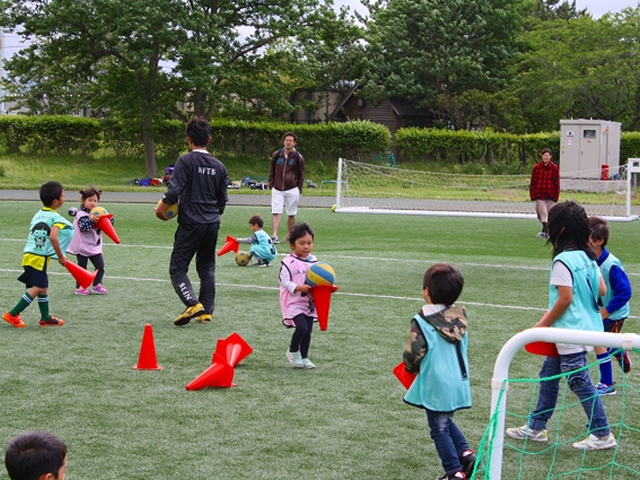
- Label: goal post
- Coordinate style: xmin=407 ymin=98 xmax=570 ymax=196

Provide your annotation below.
xmin=334 ymin=158 xmax=639 ymax=221
xmin=486 ymin=329 xmax=640 ymax=480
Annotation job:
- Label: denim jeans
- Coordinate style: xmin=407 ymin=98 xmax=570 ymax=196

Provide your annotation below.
xmin=426 ymin=409 xmax=470 ymax=475
xmin=528 ymin=352 xmax=610 ymax=437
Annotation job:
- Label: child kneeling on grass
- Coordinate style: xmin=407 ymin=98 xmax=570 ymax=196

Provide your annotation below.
xmin=402 ymin=263 xmax=475 ymax=480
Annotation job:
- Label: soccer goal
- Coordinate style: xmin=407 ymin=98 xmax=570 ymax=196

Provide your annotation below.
xmin=334 ymin=158 xmax=640 ymax=221
xmin=473 ymin=328 xmax=640 ymax=479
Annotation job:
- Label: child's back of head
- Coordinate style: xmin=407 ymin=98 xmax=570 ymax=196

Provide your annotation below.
xmin=548 ymin=201 xmax=594 ymax=259
xmin=39 ymin=181 xmax=64 ymax=207
xmin=423 ymin=263 xmax=464 ymax=306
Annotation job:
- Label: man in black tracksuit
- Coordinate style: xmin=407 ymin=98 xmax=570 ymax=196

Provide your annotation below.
xmin=155 ymin=117 xmax=229 ymax=325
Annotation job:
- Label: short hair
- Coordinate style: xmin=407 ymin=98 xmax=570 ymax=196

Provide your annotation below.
xmin=39 ymin=181 xmax=64 ymax=207
xmin=186 ymin=117 xmax=211 ymax=148
xmin=547 ymin=201 xmax=594 ymax=259
xmin=423 ymin=263 xmax=464 ymax=306
xmin=79 ymin=186 xmax=102 ymax=202
xmin=248 ymin=214 xmax=264 ymax=229
xmin=541 ymin=148 xmax=553 ymax=156
xmin=589 ymin=216 xmax=609 ymax=247
xmin=288 ymin=221 xmax=314 ymax=246
xmin=5 ymin=431 xmax=67 ymax=480
xmin=282 ymin=131 xmax=296 ymax=142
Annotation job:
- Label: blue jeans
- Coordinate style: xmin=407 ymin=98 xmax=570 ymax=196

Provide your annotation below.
xmin=528 ymin=352 xmax=610 ymax=436
xmin=426 ymin=410 xmax=470 ymax=475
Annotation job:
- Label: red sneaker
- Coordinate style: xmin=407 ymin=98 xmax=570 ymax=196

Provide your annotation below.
xmin=3 ymin=312 xmax=25 ymax=328
xmin=39 ymin=315 xmax=65 ymax=327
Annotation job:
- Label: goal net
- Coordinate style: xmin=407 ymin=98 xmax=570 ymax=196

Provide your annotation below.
xmin=473 ymin=328 xmax=640 ymax=479
xmin=334 ymin=158 xmax=639 ymax=221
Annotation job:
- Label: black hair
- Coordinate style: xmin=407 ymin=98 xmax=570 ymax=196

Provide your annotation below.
xmin=282 ymin=131 xmax=297 ymax=142
xmin=248 ymin=214 xmax=264 ymax=229
xmin=288 ymin=221 xmax=314 ymax=246
xmin=39 ymin=181 xmax=64 ymax=207
xmin=547 ymin=201 xmax=595 ymax=259
xmin=5 ymin=431 xmax=67 ymax=480
xmin=589 ymin=216 xmax=609 ymax=247
xmin=79 ymin=186 xmax=102 ymax=203
xmin=186 ymin=117 xmax=211 ymax=148
xmin=423 ymin=263 xmax=464 ymax=306
xmin=541 ymin=148 xmax=553 ymax=156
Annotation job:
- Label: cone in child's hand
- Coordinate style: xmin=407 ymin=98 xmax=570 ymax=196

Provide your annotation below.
xmin=186 ymin=361 xmax=235 ymax=390
xmin=393 ymin=362 xmax=417 ymax=389
xmin=95 ymin=214 xmax=120 ymax=244
xmin=64 ymin=260 xmax=98 ymax=290
xmin=215 ymin=333 xmax=253 ymax=367
xmin=133 ymin=324 xmax=162 ymax=370
xmin=217 ymin=236 xmax=239 ymax=256
xmin=311 ymin=284 xmax=339 ymax=331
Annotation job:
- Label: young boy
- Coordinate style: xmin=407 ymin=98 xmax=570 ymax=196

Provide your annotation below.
xmin=3 ymin=181 xmax=73 ymax=328
xmin=5 ymin=431 xmax=68 ymax=480
xmin=402 ymin=263 xmax=474 ymax=480
xmin=589 ymin=216 xmax=633 ymax=396
xmin=236 ymin=214 xmax=278 ymax=267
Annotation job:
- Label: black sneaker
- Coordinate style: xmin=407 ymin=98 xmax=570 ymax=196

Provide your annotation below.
xmin=252 ymin=259 xmax=269 ymax=268
xmin=460 ymin=449 xmax=476 ymax=478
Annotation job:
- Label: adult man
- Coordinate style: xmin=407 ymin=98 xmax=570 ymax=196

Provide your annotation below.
xmin=268 ymin=132 xmax=305 ymax=244
xmin=155 ymin=117 xmax=229 ymax=325
xmin=529 ymin=148 xmax=560 ymax=237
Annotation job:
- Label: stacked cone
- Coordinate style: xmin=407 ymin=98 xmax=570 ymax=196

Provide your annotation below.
xmin=311 ymin=284 xmax=339 ymax=331
xmin=95 ymin=214 xmax=121 ymax=244
xmin=186 ymin=333 xmax=253 ymax=390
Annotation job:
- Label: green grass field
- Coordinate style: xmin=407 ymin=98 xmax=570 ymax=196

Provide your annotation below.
xmin=1 ymin=201 xmax=639 ymax=479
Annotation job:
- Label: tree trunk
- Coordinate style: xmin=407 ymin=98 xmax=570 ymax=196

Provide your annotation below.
xmin=142 ymin=114 xmax=158 ymax=178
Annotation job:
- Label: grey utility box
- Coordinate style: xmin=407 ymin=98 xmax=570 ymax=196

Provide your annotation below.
xmin=559 ymin=119 xmax=621 ymax=179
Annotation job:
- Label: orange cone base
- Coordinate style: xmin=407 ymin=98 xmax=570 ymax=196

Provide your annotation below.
xmin=217 ymin=236 xmax=239 ymax=256
xmin=96 ymin=214 xmax=120 ymax=244
xmin=525 ymin=341 xmax=559 ymax=357
xmin=393 ymin=362 xmax=417 ymax=389
xmin=133 ymin=324 xmax=162 ymax=370
xmin=311 ymin=284 xmax=338 ymax=331
xmin=186 ymin=361 xmax=235 ymax=390
xmin=216 ymin=333 xmax=253 ymax=367
xmin=64 ymin=260 xmax=98 ymax=290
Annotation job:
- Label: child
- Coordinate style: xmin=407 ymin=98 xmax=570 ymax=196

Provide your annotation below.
xmin=589 ymin=216 xmax=633 ymax=396
xmin=3 ymin=181 xmax=73 ymax=328
xmin=279 ymin=221 xmax=318 ymax=369
xmin=506 ymin=201 xmax=617 ymax=450
xmin=236 ymin=214 xmax=278 ymax=267
xmin=5 ymin=431 xmax=68 ymax=480
xmin=66 ymin=186 xmax=110 ymax=294
xmin=402 ymin=263 xmax=475 ymax=480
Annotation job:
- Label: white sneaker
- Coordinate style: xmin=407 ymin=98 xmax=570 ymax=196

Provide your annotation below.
xmin=506 ymin=425 xmax=548 ymax=442
xmin=302 ymin=358 xmax=316 ymax=369
xmin=286 ymin=350 xmax=303 ymax=368
xmin=572 ymin=433 xmax=617 ymax=450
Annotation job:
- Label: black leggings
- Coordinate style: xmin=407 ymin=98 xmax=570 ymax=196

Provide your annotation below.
xmin=289 ymin=314 xmax=314 ymax=358
xmin=76 ymin=253 xmax=105 ymax=287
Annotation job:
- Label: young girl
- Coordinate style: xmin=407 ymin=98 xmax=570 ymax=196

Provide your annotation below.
xmin=506 ymin=201 xmax=617 ymax=450
xmin=67 ymin=187 xmax=109 ymax=295
xmin=279 ymin=221 xmax=318 ymax=369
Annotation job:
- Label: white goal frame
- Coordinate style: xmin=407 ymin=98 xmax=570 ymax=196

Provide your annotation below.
xmin=334 ymin=158 xmax=640 ymax=222
xmin=488 ymin=329 xmax=640 ymax=479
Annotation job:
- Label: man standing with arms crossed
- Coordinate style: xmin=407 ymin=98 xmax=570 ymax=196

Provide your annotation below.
xmin=530 ymin=147 xmax=560 ymax=238
xmin=268 ymin=132 xmax=305 ymax=244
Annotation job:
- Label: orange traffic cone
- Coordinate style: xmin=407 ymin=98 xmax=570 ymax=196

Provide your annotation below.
xmin=214 ymin=333 xmax=253 ymax=367
xmin=217 ymin=236 xmax=239 ymax=256
xmin=64 ymin=260 xmax=98 ymax=290
xmin=133 ymin=324 xmax=162 ymax=370
xmin=95 ymin=214 xmax=120 ymax=244
xmin=393 ymin=362 xmax=417 ymax=389
xmin=186 ymin=361 xmax=235 ymax=390
xmin=311 ymin=284 xmax=339 ymax=331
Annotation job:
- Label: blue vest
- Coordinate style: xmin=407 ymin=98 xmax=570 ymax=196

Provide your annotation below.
xmin=250 ymin=229 xmax=277 ymax=262
xmin=548 ymin=251 xmax=602 ymax=332
xmin=404 ymin=314 xmax=471 ymax=412
xmin=23 ymin=208 xmax=74 ymax=258
xmin=599 ymin=252 xmax=630 ymax=320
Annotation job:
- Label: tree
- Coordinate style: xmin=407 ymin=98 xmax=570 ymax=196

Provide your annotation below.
xmin=530 ymin=0 xmax=588 ymax=22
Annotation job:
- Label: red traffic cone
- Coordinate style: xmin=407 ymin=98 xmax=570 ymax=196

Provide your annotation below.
xmin=133 ymin=324 xmax=162 ymax=370
xmin=95 ymin=214 xmax=120 ymax=244
xmin=217 ymin=236 xmax=239 ymax=256
xmin=393 ymin=362 xmax=417 ymax=389
xmin=64 ymin=260 xmax=98 ymax=290
xmin=213 ymin=333 xmax=253 ymax=367
xmin=525 ymin=341 xmax=559 ymax=357
xmin=186 ymin=361 xmax=235 ymax=390
xmin=311 ymin=284 xmax=339 ymax=331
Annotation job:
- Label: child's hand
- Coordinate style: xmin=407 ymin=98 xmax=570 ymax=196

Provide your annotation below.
xmin=57 ymin=255 xmax=67 ymax=266
xmin=297 ymin=284 xmax=311 ymax=294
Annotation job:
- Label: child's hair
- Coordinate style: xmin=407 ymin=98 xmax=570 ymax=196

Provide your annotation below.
xmin=186 ymin=117 xmax=211 ymax=148
xmin=547 ymin=201 xmax=595 ymax=259
xmin=39 ymin=181 xmax=64 ymax=207
xmin=5 ymin=431 xmax=67 ymax=480
xmin=541 ymin=147 xmax=553 ymax=156
xmin=282 ymin=131 xmax=297 ymax=142
xmin=589 ymin=216 xmax=609 ymax=247
xmin=288 ymin=221 xmax=314 ymax=246
xmin=248 ymin=214 xmax=264 ymax=229
xmin=423 ymin=263 xmax=464 ymax=306
xmin=79 ymin=186 xmax=102 ymax=203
